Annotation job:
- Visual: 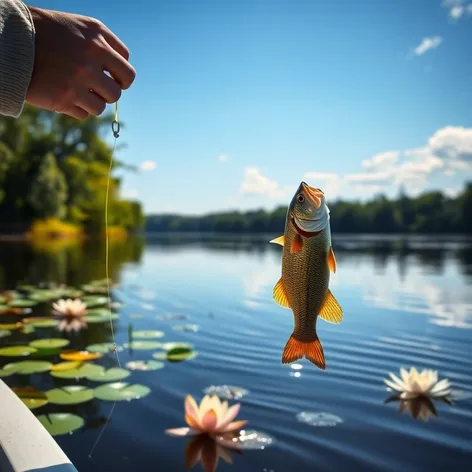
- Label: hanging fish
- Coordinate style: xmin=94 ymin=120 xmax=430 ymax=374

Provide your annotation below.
xmin=270 ymin=182 xmax=343 ymax=370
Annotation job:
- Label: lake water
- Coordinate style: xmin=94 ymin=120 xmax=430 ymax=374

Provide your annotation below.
xmin=1 ymin=234 xmax=472 ymax=472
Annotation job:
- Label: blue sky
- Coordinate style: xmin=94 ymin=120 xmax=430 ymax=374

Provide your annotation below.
xmin=33 ymin=0 xmax=472 ymax=215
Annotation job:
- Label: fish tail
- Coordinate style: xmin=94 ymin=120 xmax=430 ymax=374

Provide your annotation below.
xmin=282 ymin=333 xmax=326 ymax=370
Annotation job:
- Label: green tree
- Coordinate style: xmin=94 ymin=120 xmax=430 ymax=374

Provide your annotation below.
xmin=28 ymin=153 xmax=68 ymax=219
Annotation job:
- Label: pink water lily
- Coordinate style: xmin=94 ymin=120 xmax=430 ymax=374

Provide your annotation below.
xmin=166 ymin=394 xmax=248 ymax=437
xmin=52 ymin=298 xmax=87 ymax=317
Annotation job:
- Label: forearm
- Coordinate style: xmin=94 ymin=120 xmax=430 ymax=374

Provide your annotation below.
xmin=0 ymin=0 xmax=35 ymax=117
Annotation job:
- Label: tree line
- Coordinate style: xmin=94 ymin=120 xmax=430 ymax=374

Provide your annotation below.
xmin=146 ymin=183 xmax=472 ymax=234
xmin=0 ymin=104 xmax=144 ymax=235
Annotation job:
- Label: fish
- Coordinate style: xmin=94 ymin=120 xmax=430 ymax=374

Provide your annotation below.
xmin=270 ymin=181 xmax=343 ymax=370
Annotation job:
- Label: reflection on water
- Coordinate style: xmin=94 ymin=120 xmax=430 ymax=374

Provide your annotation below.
xmin=1 ymin=233 xmax=472 ymax=471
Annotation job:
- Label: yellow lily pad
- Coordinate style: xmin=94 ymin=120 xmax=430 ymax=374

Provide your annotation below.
xmin=60 ymin=350 xmax=102 ymax=361
xmin=50 ymin=361 xmax=81 ymax=372
xmin=0 ymin=322 xmax=23 ymax=330
xmin=12 ymin=387 xmax=48 ymax=410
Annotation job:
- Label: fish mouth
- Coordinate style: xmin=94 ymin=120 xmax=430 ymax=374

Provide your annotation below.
xmin=301 ymin=182 xmax=323 ymax=208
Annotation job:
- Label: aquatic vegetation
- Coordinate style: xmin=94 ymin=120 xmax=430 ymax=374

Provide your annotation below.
xmin=0 ymin=345 xmax=37 ymax=357
xmin=1 ymin=360 xmax=52 ymax=375
xmin=203 ymin=386 xmax=249 ymax=401
xmin=57 ymin=317 xmax=88 ymax=333
xmin=167 ymin=346 xmax=198 ymax=362
xmin=126 ymin=360 xmax=165 ymax=371
xmin=46 ymin=386 xmax=94 ymax=405
xmin=93 ymin=382 xmax=151 ymax=401
xmin=12 ymin=387 xmax=49 ymax=410
xmin=124 ymin=340 xmax=163 ymax=350
xmin=37 ymin=413 xmax=85 ymax=437
xmin=60 ymin=350 xmax=102 ymax=362
xmin=166 ymin=394 xmax=247 ymax=437
xmin=87 ymin=342 xmax=123 ymax=354
xmin=174 ymin=324 xmax=199 ymax=332
xmin=132 ymin=330 xmax=165 ymax=339
xmin=296 ymin=411 xmax=343 ymax=427
xmin=52 ymin=298 xmax=88 ymax=317
xmin=50 ymin=362 xmax=104 ymax=380
xmin=384 ymin=367 xmax=452 ymax=400
xmin=85 ymin=367 xmax=130 ymax=382
xmin=29 ymin=338 xmax=70 ymax=349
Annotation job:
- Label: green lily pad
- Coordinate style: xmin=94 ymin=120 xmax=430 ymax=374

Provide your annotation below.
xmin=0 ymin=305 xmax=10 ymax=314
xmin=167 ymin=346 xmax=197 ymax=362
xmin=93 ymin=382 xmax=151 ymax=402
xmin=173 ymin=324 xmax=199 ymax=332
xmin=8 ymin=299 xmax=38 ymax=308
xmin=123 ymin=340 xmax=162 ymax=350
xmin=133 ymin=330 xmax=165 ymax=339
xmin=29 ymin=338 xmax=70 ymax=349
xmin=37 ymin=413 xmax=84 ymax=436
xmin=160 ymin=342 xmax=193 ymax=351
xmin=30 ymin=347 xmax=62 ymax=358
xmin=46 ymin=386 xmax=94 ymax=405
xmin=0 ymin=329 xmax=11 ymax=338
xmin=151 ymin=351 xmax=167 ymax=361
xmin=82 ymin=296 xmax=110 ymax=307
xmin=21 ymin=324 xmax=35 ymax=334
xmin=17 ymin=285 xmax=36 ymax=292
xmin=0 ymin=345 xmax=37 ymax=357
xmin=23 ymin=317 xmax=58 ymax=328
xmin=126 ymin=360 xmax=165 ymax=371
xmin=60 ymin=289 xmax=83 ymax=298
xmin=86 ymin=342 xmax=122 ymax=354
xmin=85 ymin=367 xmax=130 ymax=382
xmin=84 ymin=312 xmax=119 ymax=323
xmin=2 ymin=360 xmax=52 ymax=375
xmin=50 ymin=362 xmax=103 ymax=379
xmin=12 ymin=387 xmax=48 ymax=410
xmin=29 ymin=290 xmax=62 ymax=301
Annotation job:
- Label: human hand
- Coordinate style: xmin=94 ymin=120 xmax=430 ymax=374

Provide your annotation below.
xmin=26 ymin=6 xmax=136 ymax=119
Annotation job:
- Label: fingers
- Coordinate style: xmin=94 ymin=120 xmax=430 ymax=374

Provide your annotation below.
xmin=89 ymin=69 xmax=122 ymax=104
xmin=61 ymin=106 xmax=90 ymax=120
xmin=99 ymin=46 xmax=136 ymax=90
xmin=75 ymin=89 xmax=106 ymax=116
xmin=98 ymin=24 xmax=130 ymax=60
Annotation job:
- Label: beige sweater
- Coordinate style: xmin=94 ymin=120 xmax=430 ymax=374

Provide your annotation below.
xmin=0 ymin=0 xmax=35 ymax=117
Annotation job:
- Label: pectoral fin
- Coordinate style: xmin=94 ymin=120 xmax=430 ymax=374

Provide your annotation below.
xmin=273 ymin=278 xmax=291 ymax=308
xmin=327 ymin=247 xmax=337 ymax=273
xmin=270 ymin=235 xmax=285 ymax=246
xmin=290 ymin=234 xmax=303 ymax=254
xmin=319 ymin=289 xmax=343 ymax=324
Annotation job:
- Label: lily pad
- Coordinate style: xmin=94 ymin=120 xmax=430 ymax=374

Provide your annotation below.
xmin=132 ymin=330 xmax=165 ymax=339
xmin=126 ymin=360 xmax=165 ymax=371
xmin=23 ymin=317 xmax=58 ymax=328
xmin=86 ymin=342 xmax=122 ymax=354
xmin=2 ymin=360 xmax=52 ymax=375
xmin=167 ymin=346 xmax=198 ymax=362
xmin=30 ymin=347 xmax=62 ymax=358
xmin=50 ymin=362 xmax=103 ymax=379
xmin=173 ymin=324 xmax=199 ymax=332
xmin=84 ymin=312 xmax=119 ymax=323
xmin=29 ymin=338 xmax=70 ymax=349
xmin=0 ymin=322 xmax=22 ymax=330
xmin=60 ymin=350 xmax=102 ymax=361
xmin=46 ymin=386 xmax=94 ymax=405
xmin=296 ymin=412 xmax=343 ymax=427
xmin=50 ymin=361 xmax=81 ymax=372
xmin=0 ymin=345 xmax=37 ymax=357
xmin=85 ymin=367 xmax=130 ymax=382
xmin=37 ymin=413 xmax=84 ymax=436
xmin=123 ymin=340 xmax=162 ymax=350
xmin=12 ymin=387 xmax=48 ymax=410
xmin=82 ymin=296 xmax=110 ymax=307
xmin=151 ymin=351 xmax=167 ymax=360
xmin=203 ymin=385 xmax=249 ymax=400
xmin=21 ymin=324 xmax=35 ymax=334
xmin=0 ymin=329 xmax=11 ymax=338
xmin=160 ymin=342 xmax=193 ymax=351
xmin=93 ymin=382 xmax=151 ymax=402
xmin=0 ymin=305 xmax=10 ymax=314
xmin=29 ymin=290 xmax=62 ymax=301
xmin=8 ymin=299 xmax=38 ymax=308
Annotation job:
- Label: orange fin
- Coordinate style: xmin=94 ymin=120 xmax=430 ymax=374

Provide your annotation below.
xmin=290 ymin=234 xmax=303 ymax=254
xmin=282 ymin=334 xmax=325 ymax=370
xmin=328 ymin=247 xmax=336 ymax=273
xmin=270 ymin=235 xmax=285 ymax=246
xmin=319 ymin=289 xmax=343 ymax=324
xmin=273 ymin=278 xmax=291 ymax=308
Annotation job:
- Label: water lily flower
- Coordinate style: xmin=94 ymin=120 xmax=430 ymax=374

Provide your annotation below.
xmin=384 ymin=367 xmax=451 ymax=400
xmin=185 ymin=434 xmax=238 ymax=472
xmin=52 ymin=298 xmax=87 ymax=318
xmin=166 ymin=394 xmax=248 ymax=437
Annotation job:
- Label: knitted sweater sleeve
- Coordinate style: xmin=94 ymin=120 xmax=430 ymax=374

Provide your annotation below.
xmin=0 ymin=0 xmax=35 ymax=117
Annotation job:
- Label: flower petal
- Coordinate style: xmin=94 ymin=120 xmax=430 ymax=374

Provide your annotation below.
xmin=388 ymin=373 xmax=406 ymax=390
xmin=384 ymin=378 xmax=402 ymax=392
xmin=185 ymin=395 xmax=201 ymax=424
xmin=221 ymin=420 xmax=248 ymax=433
xmin=165 ymin=427 xmax=200 ymax=437
xmin=185 ymin=413 xmax=202 ymax=430
xmin=217 ymin=403 xmax=240 ymax=431
xmin=201 ymin=409 xmax=218 ymax=432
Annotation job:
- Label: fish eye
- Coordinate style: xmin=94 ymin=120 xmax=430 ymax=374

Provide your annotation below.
xmin=297 ymin=194 xmax=304 ymax=203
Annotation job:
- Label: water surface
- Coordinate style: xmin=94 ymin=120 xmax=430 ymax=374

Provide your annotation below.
xmin=1 ymin=234 xmax=471 ymax=471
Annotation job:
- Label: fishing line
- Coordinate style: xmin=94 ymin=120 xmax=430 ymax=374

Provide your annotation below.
xmin=88 ymin=101 xmax=121 ymax=462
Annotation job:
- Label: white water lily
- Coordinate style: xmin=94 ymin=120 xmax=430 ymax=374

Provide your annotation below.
xmin=166 ymin=394 xmax=247 ymax=437
xmin=52 ymin=298 xmax=87 ymax=317
xmin=384 ymin=367 xmax=451 ymax=400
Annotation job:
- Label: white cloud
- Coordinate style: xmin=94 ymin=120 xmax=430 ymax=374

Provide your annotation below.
xmin=442 ymin=1 xmax=472 ymax=20
xmin=345 ymin=171 xmax=393 ymax=185
xmin=444 ymin=187 xmax=461 ymax=198
xmin=427 ymin=126 xmax=472 ymax=163
xmin=139 ymin=160 xmax=157 ymax=171
xmin=450 ymin=5 xmax=464 ymax=18
xmin=239 ymin=167 xmax=287 ymax=199
xmin=413 ymin=36 xmax=443 ymax=56
xmin=303 ymin=172 xmax=338 ymax=181
xmin=303 ymin=172 xmax=342 ymax=199
xmin=353 ymin=184 xmax=384 ymax=195
xmin=218 ymin=154 xmax=229 ymax=163
xmin=362 ymin=151 xmax=399 ymax=170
